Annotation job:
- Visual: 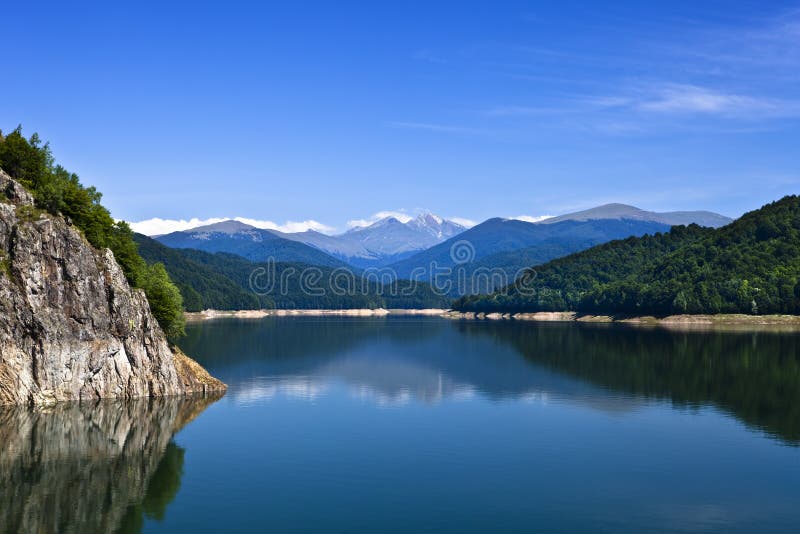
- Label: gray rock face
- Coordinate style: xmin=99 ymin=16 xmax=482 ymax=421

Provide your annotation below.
xmin=0 ymin=170 xmax=224 ymax=405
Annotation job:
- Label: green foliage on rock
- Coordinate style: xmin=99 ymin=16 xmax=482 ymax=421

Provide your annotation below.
xmin=0 ymin=251 xmax=10 ymax=278
xmin=140 ymin=263 xmax=186 ymax=340
xmin=455 ymin=196 xmax=800 ymax=316
xmin=0 ymin=126 xmax=185 ymax=340
xmin=14 ymin=204 xmax=45 ymax=222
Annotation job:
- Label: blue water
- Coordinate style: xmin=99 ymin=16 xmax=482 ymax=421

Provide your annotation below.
xmin=2 ymin=317 xmax=798 ymax=533
xmin=161 ymin=317 xmax=800 ymax=533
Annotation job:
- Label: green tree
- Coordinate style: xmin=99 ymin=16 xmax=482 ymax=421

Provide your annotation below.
xmin=140 ymin=263 xmax=186 ymax=340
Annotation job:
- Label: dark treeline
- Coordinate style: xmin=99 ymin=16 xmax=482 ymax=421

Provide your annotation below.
xmin=135 ymin=234 xmax=451 ymax=311
xmin=0 ymin=127 xmax=185 ymax=339
xmin=455 ymin=196 xmax=800 ymax=316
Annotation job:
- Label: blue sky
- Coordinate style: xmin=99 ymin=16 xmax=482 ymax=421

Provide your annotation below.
xmin=3 ymin=1 xmax=799 ymax=234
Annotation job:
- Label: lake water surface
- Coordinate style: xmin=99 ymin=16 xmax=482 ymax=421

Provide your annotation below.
xmin=2 ymin=317 xmax=799 ymax=533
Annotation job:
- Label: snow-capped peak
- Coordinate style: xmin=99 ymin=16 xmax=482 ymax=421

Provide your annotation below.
xmin=413 ymin=212 xmax=443 ymax=226
xmin=404 ymin=213 xmax=465 ymax=240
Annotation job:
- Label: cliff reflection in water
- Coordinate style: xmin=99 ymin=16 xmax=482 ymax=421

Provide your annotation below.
xmin=0 ymin=394 xmax=222 ymax=534
xmin=182 ymin=318 xmax=800 ymax=446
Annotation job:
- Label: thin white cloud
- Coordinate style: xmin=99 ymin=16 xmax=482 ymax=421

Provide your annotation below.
xmin=679 ymin=9 xmax=800 ymax=70
xmin=483 ymin=10 xmax=800 ymax=135
xmin=448 ymin=217 xmax=477 ymax=228
xmin=591 ymin=83 xmax=800 ymax=120
xmin=387 ymin=121 xmax=489 ymax=135
xmin=413 ymin=49 xmax=446 ymax=64
xmin=510 ymin=215 xmax=554 ymax=224
xmin=131 ymin=212 xmax=475 ymax=235
xmin=346 ymin=210 xmax=476 ymax=229
xmin=234 ymin=217 xmax=336 ymax=235
xmin=347 ymin=210 xmax=413 ymax=229
xmin=128 ymin=217 xmax=336 ymax=236
xmin=127 ymin=217 xmax=225 ymax=235
xmin=638 ymin=84 xmax=786 ymax=116
xmin=484 ymin=105 xmax=565 ymax=117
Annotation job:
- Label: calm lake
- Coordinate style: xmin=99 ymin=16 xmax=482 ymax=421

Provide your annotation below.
xmin=3 ymin=317 xmax=799 ymax=533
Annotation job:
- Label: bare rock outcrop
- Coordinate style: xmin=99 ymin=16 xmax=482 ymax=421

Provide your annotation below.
xmin=0 ymin=169 xmax=225 ymax=405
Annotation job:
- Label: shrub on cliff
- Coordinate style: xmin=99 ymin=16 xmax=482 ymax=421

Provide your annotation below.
xmin=140 ymin=263 xmax=186 ymax=340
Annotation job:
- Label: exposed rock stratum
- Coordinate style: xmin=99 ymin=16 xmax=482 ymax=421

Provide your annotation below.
xmin=0 ymin=169 xmax=225 ymax=405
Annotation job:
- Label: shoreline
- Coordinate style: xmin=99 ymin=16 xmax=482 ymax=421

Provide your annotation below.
xmin=442 ymin=310 xmax=800 ymax=331
xmin=185 ymin=308 xmax=800 ymax=331
xmin=184 ymin=308 xmax=448 ymax=321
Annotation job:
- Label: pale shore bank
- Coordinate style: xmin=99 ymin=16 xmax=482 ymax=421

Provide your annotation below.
xmin=184 ymin=308 xmax=448 ymax=321
xmin=185 ymin=308 xmax=800 ymax=331
xmin=441 ymin=311 xmax=800 ymax=331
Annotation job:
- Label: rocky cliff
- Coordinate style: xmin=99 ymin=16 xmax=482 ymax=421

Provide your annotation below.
xmin=0 ymin=170 xmax=225 ymax=405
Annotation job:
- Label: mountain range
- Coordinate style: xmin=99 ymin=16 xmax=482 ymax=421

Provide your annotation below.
xmin=154 ymin=213 xmax=466 ymax=268
xmin=145 ymin=204 xmax=731 ymax=300
xmin=152 ymin=205 xmax=731 ymax=271
xmin=277 ymin=213 xmax=466 ymax=267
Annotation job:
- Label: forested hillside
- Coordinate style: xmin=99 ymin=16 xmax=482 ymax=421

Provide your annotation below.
xmin=455 ymin=196 xmax=800 ymax=316
xmin=135 ymin=234 xmax=451 ymax=310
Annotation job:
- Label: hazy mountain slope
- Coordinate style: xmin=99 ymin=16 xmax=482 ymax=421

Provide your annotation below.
xmin=346 ymin=217 xmax=436 ymax=255
xmin=388 ymin=218 xmax=671 ymax=282
xmin=155 ymin=221 xmax=348 ymax=267
xmin=278 ymin=213 xmax=466 ymax=267
xmin=344 ymin=213 xmax=465 ymax=255
xmin=652 ymin=210 xmax=733 ymax=227
xmin=541 ymin=203 xmax=732 ymax=228
xmin=275 ymin=229 xmax=377 ymax=263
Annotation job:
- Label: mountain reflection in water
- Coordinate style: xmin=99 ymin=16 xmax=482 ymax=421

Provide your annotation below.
xmin=182 ymin=317 xmax=800 ymax=445
xmin=2 ymin=318 xmax=796 ymax=534
xmin=0 ymin=394 xmax=223 ymax=534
